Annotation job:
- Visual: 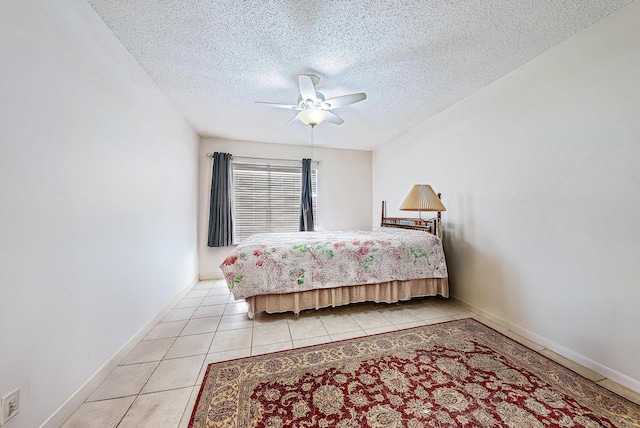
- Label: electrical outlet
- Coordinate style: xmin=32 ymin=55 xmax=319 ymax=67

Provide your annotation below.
xmin=0 ymin=388 xmax=20 ymax=426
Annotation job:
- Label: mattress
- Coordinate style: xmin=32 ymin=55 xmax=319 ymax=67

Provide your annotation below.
xmin=220 ymin=229 xmax=448 ymax=300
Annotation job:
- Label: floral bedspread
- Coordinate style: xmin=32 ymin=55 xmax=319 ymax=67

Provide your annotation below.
xmin=220 ymin=229 xmax=448 ymax=299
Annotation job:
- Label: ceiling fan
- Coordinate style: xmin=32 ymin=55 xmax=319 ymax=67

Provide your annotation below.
xmin=256 ymin=74 xmax=367 ymax=127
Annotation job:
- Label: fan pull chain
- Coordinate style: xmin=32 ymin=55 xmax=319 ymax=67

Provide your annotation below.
xmin=310 ymin=125 xmax=314 ymax=147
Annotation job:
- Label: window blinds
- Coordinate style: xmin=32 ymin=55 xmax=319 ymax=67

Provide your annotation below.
xmin=233 ymin=162 xmax=317 ymax=242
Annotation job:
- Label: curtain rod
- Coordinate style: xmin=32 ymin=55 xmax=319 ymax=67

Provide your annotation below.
xmin=206 ymin=153 xmax=321 ymax=165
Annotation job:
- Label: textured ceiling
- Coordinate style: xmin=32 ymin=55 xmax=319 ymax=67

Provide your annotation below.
xmin=86 ymin=0 xmax=632 ymax=150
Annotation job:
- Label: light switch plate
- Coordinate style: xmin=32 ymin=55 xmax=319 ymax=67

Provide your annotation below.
xmin=0 ymin=388 xmax=20 ymax=426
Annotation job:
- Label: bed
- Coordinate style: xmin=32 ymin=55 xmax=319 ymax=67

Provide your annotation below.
xmin=220 ymin=202 xmax=448 ymax=318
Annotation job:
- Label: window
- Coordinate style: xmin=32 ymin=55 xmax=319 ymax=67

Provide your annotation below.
xmin=233 ymin=162 xmax=317 ymax=242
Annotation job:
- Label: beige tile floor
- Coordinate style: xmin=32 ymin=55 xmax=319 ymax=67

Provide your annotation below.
xmin=62 ymin=279 xmax=640 ymax=427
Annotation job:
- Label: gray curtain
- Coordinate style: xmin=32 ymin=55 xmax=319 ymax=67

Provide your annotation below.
xmin=299 ymin=158 xmax=314 ymax=232
xmin=208 ymin=152 xmax=234 ymax=247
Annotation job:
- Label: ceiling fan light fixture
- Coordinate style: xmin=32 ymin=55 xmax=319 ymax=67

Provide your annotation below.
xmin=257 ymin=74 xmax=365 ymax=126
xmin=297 ymin=108 xmax=327 ymax=127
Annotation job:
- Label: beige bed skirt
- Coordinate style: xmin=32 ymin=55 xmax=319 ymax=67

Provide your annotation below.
xmin=243 ymin=277 xmax=448 ymax=318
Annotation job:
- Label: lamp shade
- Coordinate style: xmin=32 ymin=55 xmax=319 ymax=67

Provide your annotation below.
xmin=400 ymin=184 xmax=446 ymax=212
xmin=297 ymin=109 xmax=327 ymax=126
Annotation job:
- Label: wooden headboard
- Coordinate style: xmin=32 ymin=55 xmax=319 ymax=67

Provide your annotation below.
xmin=380 ymin=200 xmax=441 ymax=237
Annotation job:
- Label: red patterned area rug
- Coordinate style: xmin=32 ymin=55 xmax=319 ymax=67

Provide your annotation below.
xmin=189 ymin=318 xmax=640 ymax=427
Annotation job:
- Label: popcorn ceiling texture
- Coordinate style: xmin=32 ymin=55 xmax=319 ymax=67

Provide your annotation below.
xmin=86 ymin=0 xmax=632 ymax=150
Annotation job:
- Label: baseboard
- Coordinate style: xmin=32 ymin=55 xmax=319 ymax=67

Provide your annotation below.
xmin=451 ymin=295 xmax=640 ymax=395
xmin=40 ymin=275 xmax=199 ymax=428
xmin=199 ymin=271 xmax=224 ymax=280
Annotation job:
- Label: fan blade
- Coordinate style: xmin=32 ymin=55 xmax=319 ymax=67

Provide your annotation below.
xmin=324 ymin=111 xmax=344 ymax=125
xmin=322 ymin=93 xmax=366 ymax=109
xmin=298 ymin=75 xmax=318 ymax=102
xmin=255 ymin=101 xmax=300 ymax=110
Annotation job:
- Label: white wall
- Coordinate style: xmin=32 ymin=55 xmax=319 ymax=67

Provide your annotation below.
xmin=373 ymin=1 xmax=640 ymax=392
xmin=0 ymin=1 xmax=199 ymax=426
xmin=199 ymin=138 xmax=372 ymax=277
